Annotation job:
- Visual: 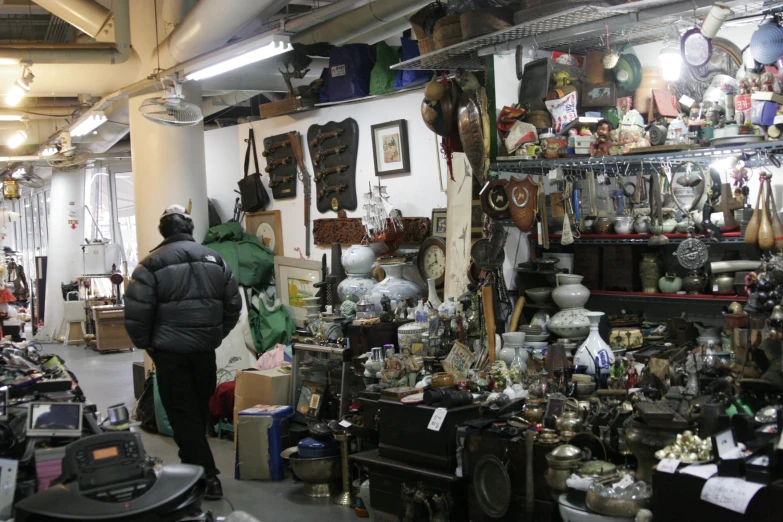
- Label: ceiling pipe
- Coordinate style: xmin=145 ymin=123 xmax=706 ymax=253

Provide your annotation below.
xmin=152 ymin=0 xmax=293 ymax=70
xmin=344 ymin=15 xmax=413 ymax=45
xmin=292 ymin=0 xmax=428 ymax=45
xmin=0 ymin=107 xmax=75 ymax=119
xmin=283 ymin=0 xmax=375 ymax=33
xmin=32 ymin=0 xmax=111 ymax=38
xmin=0 ymin=0 xmax=130 ymax=64
xmin=161 ymin=0 xmax=197 ymax=36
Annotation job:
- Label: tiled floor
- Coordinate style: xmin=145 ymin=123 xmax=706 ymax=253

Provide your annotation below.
xmin=41 ymin=343 xmax=357 ymax=521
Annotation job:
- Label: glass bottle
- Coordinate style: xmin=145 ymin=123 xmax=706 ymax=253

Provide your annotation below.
xmin=509 ymin=346 xmax=528 ymax=384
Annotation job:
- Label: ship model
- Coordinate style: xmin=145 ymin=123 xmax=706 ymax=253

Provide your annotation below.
xmin=362 ymin=180 xmax=405 ymax=255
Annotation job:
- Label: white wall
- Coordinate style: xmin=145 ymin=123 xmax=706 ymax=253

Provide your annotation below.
xmin=42 ymin=169 xmax=85 ymax=340
xmin=203 ymin=89 xmax=449 ymax=265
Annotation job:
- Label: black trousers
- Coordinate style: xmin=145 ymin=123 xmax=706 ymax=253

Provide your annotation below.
xmin=150 ymin=350 xmax=218 ymax=477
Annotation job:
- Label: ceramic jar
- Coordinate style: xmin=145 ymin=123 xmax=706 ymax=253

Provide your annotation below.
xmin=658 ymin=273 xmax=683 ymax=293
xmin=683 ymin=270 xmax=705 ymax=294
xmin=367 ymin=263 xmax=424 ymax=312
xmin=639 ymin=253 xmax=661 ymax=294
xmin=337 ymin=245 xmax=378 ymax=303
xmin=500 ymin=332 xmax=525 ymax=366
xmin=574 ymin=311 xmax=615 ymax=375
xmin=593 ymin=217 xmax=613 ymax=234
xmin=548 ymin=308 xmax=591 ymax=339
xmin=431 ymin=372 xmax=454 ymax=388
xmin=661 ymin=210 xmax=677 ymax=233
xmin=397 ymin=322 xmax=427 ymax=351
xmin=613 ymin=216 xmax=634 ymax=235
xmin=551 ymin=274 xmax=590 ymax=309
xmin=633 ymin=215 xmax=649 ymax=233
xmin=711 ymin=273 xmax=735 ymax=295
xmin=438 ymin=297 xmax=458 ymax=317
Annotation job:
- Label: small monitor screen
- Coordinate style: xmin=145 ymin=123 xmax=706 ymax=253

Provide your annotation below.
xmin=27 ymin=402 xmax=83 ymax=437
xmin=93 ymin=446 xmax=119 ymax=460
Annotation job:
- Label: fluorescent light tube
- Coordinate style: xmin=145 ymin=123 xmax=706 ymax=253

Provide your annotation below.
xmin=0 ymin=115 xmax=21 ymax=121
xmin=5 ymin=84 xmax=25 ymax=107
xmin=186 ymin=39 xmax=292 ymax=81
xmin=71 ymin=112 xmax=107 ymax=137
xmin=6 ymin=129 xmax=26 ymax=148
xmin=41 ymin=146 xmax=57 ymax=157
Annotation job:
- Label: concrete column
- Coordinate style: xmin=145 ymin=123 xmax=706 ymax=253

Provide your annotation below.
xmin=43 ymin=168 xmax=85 ymax=339
xmin=128 ymin=82 xmax=207 ymax=257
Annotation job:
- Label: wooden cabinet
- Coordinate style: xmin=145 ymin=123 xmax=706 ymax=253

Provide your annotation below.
xmin=92 ymin=305 xmax=134 ymax=352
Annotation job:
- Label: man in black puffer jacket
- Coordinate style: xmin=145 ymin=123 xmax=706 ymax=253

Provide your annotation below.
xmin=125 ymin=205 xmax=241 ymax=500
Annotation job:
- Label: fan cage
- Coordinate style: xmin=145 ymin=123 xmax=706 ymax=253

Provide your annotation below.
xmin=139 ymin=97 xmax=203 ymax=127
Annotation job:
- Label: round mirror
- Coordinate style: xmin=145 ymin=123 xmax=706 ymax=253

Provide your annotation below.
xmin=681 ymin=27 xmax=713 ymax=68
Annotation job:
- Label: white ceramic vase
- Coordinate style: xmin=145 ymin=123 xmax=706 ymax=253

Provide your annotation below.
xmin=549 ymin=273 xmax=592 ymax=338
xmin=427 ymin=278 xmax=442 ymax=308
xmin=438 ymin=297 xmax=458 ymax=317
xmin=574 ymin=311 xmax=615 ymax=375
xmin=337 ymin=245 xmax=378 ymax=303
xmin=499 ymin=332 xmax=525 ymax=366
xmin=367 ymin=263 xmax=425 ymax=312
xmin=551 ymin=274 xmax=590 ymax=309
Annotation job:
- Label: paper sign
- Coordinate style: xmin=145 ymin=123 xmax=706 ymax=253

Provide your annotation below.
xmin=427 ymin=407 xmax=448 ymax=432
xmin=679 ymin=95 xmax=696 ymax=108
xmin=715 ymin=429 xmax=736 ymax=458
xmin=700 ymin=477 xmax=764 ymax=514
xmin=680 ymin=463 xmax=718 ymax=480
xmin=612 ymin=474 xmax=634 ymax=490
xmin=339 ymin=420 xmax=352 ymax=428
xmin=657 ymin=458 xmax=680 ymax=474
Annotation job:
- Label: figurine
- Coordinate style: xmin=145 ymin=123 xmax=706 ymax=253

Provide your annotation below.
xmin=624 ymin=365 xmax=639 ymax=390
xmin=490 ymin=360 xmax=510 ymax=391
xmin=379 ymin=295 xmax=394 ymax=323
xmin=761 ymin=71 xmax=775 ymax=92
xmin=590 ymin=119 xmax=613 ymax=157
xmin=340 ymin=300 xmax=357 ymax=320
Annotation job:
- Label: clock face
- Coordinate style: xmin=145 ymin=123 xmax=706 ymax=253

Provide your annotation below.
xmin=422 ymin=244 xmax=446 ymax=279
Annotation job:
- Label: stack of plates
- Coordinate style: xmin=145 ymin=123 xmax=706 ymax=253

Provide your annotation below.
xmin=614 ymin=53 xmax=642 ymax=91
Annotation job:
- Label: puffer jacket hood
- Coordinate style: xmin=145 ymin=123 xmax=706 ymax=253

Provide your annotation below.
xmin=124 ymin=233 xmax=242 ymax=353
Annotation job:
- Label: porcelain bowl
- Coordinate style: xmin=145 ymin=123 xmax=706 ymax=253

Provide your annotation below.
xmin=526 ymin=287 xmax=553 ymax=304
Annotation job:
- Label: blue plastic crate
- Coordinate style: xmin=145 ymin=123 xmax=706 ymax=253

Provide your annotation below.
xmin=235 ymin=404 xmax=292 ymax=481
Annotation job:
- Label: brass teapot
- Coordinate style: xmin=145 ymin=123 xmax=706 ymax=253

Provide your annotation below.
xmin=555 ymin=398 xmax=584 ymax=434
xmin=521 ymin=396 xmax=545 ymax=424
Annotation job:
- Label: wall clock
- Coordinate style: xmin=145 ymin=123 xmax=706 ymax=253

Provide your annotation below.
xmin=417 ymin=236 xmax=446 ymax=286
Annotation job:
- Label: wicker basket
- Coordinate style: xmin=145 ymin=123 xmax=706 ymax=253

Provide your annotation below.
xmin=410 ymin=2 xmax=448 ymax=40
xmin=418 ymin=36 xmax=437 ymax=56
xmin=460 ymin=7 xmax=513 ymax=40
xmin=434 ymin=14 xmax=462 ymax=49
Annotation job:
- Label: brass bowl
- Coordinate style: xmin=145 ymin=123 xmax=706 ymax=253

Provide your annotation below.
xmin=585 ymin=489 xmax=651 ymax=518
xmin=431 ymin=372 xmax=455 ymax=388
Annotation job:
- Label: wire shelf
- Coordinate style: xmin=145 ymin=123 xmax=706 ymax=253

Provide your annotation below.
xmin=526 ymin=232 xmax=745 ymax=245
xmin=493 ymin=141 xmax=783 ymax=176
xmin=392 ymin=0 xmax=783 ymax=71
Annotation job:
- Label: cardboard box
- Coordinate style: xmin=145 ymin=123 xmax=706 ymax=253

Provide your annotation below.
xmin=235 ymin=405 xmax=292 ymax=481
xmin=233 ymin=369 xmax=291 ymax=431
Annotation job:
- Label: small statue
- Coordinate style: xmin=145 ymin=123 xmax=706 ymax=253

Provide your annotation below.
xmin=625 ymin=366 xmax=639 ymax=390
xmin=379 ymin=295 xmax=394 ymax=323
xmin=491 ymin=360 xmax=510 ymax=391
xmin=761 ymin=71 xmax=775 ymax=92
xmin=590 ymin=119 xmax=613 ymax=157
xmin=431 ymin=492 xmax=453 ymax=522
xmin=340 ymin=300 xmax=356 ymax=320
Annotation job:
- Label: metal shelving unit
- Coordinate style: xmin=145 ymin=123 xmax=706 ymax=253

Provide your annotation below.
xmin=527 ymin=232 xmax=744 ymax=245
xmin=590 ymin=290 xmax=747 ymax=303
xmin=391 ymin=0 xmax=781 ymax=71
xmin=493 ymin=141 xmax=783 ymax=176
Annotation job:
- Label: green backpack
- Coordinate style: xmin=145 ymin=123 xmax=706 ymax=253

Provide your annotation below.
xmin=370 ymin=41 xmax=400 ymax=95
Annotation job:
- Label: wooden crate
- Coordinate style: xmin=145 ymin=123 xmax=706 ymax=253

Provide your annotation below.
xmin=258 ymin=95 xmax=315 ymax=119
xmin=93 ymin=305 xmax=134 ymax=352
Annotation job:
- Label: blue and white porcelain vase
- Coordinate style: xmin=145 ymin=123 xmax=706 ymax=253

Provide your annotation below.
xmin=367 ymin=262 xmax=424 ymax=312
xmin=574 ymin=311 xmax=615 ymax=375
xmin=337 ymin=245 xmax=378 ymax=303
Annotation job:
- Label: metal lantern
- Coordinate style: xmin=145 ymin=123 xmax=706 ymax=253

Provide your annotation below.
xmin=3 ymin=179 xmax=19 ymax=200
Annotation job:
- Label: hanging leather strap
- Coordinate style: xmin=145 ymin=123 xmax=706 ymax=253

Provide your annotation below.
xmin=244 ymin=128 xmax=261 ymax=178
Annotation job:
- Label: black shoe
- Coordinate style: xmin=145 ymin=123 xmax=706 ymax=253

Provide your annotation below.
xmin=205 ymin=476 xmax=223 ymax=500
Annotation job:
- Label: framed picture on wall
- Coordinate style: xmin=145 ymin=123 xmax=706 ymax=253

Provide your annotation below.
xmin=432 ymin=208 xmax=447 ymax=236
xmin=371 ymin=119 xmax=410 ymax=176
xmin=274 ymin=256 xmax=322 ymax=327
xmin=245 ymin=210 xmax=283 ymax=255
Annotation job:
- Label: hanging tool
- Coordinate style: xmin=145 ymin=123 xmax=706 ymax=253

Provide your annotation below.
xmin=538 ymin=179 xmax=549 ymax=248
xmin=765 ymin=175 xmax=783 ymax=251
xmin=759 ymin=174 xmax=774 ymax=250
xmin=745 ymin=177 xmax=764 ymax=246
xmin=288 ymin=131 xmax=310 ymax=257
xmin=648 ymin=165 xmax=669 ymax=246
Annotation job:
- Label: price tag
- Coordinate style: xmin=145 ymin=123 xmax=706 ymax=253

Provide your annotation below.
xmin=612 ymin=474 xmax=634 ymax=490
xmin=701 ymin=477 xmax=764 ymax=514
xmin=657 ymin=458 xmax=680 ymax=474
xmin=427 ymin=407 xmax=448 ymax=432
xmin=339 ymin=420 xmax=352 ymax=428
xmin=713 ymin=284 xmax=719 ymax=293
xmin=548 ymin=169 xmax=558 ymax=180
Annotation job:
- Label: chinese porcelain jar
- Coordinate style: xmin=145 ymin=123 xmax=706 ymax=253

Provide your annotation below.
xmin=613 ymin=216 xmax=634 ymax=235
xmin=397 ymin=322 xmax=427 ymax=351
xmin=337 ymin=245 xmax=378 ymax=303
xmin=367 ymin=263 xmax=424 ymax=312
xmin=549 ymin=274 xmax=591 ymax=338
xmin=574 ymin=311 xmax=615 ymax=375
xmin=639 ymin=253 xmax=661 ymax=293
xmin=500 ymin=332 xmax=526 ymax=366
xmin=658 ymin=273 xmax=682 ymax=293
xmin=438 ymin=297 xmax=458 ymax=317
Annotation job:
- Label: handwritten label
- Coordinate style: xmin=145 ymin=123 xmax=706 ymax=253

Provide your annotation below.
xmin=427 ymin=407 xmax=448 ymax=432
xmin=657 ymin=458 xmax=680 ymax=474
xmin=612 ymin=474 xmax=634 ymax=490
xmin=700 ymin=477 xmax=764 ymax=514
xmin=339 ymin=420 xmax=352 ymax=428
xmin=680 ymin=463 xmax=718 ymax=480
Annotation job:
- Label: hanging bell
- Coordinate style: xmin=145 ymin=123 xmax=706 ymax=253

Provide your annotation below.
xmin=3 ymin=178 xmax=19 ymax=200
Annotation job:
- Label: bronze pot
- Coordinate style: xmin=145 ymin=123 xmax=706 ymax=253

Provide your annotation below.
xmin=521 ymin=397 xmax=545 ymax=424
xmin=593 ymin=217 xmax=613 ymax=234
xmin=544 ymin=444 xmax=582 ymax=491
xmin=623 ymin=417 xmax=686 ymax=483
